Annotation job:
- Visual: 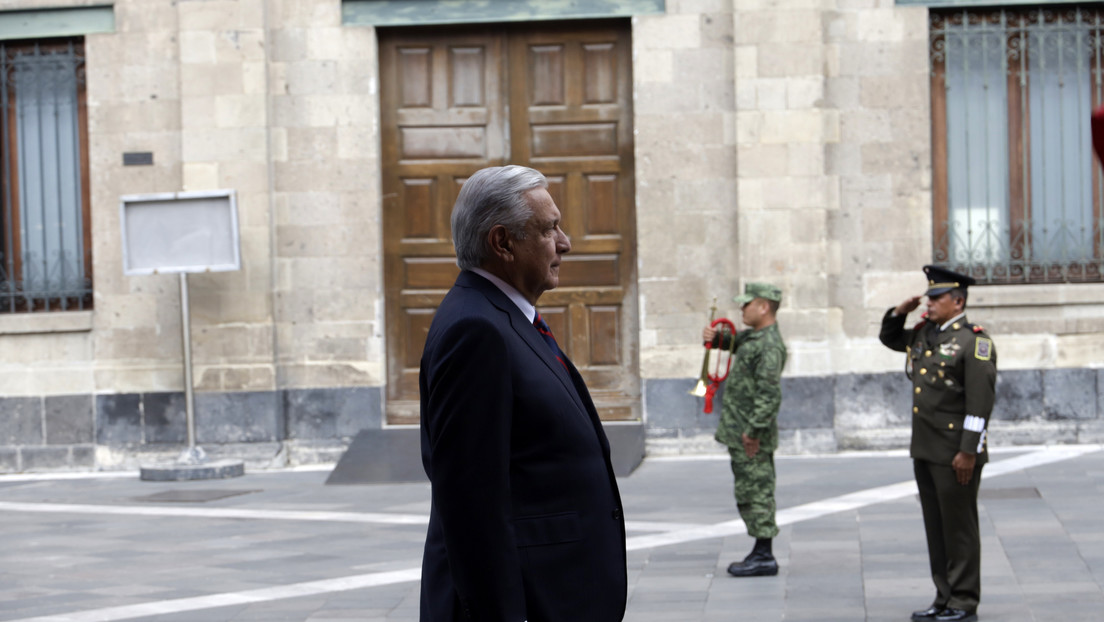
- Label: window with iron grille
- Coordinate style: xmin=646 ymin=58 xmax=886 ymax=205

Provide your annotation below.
xmin=930 ymin=5 xmax=1104 ymax=284
xmin=1 ymin=38 xmax=92 ymax=313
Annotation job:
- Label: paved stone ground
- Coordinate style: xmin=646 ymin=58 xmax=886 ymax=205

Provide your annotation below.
xmin=1 ymin=444 xmax=1102 ymax=622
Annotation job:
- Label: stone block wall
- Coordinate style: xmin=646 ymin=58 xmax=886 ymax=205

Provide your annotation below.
xmin=0 ymin=0 xmax=387 ymax=472
xmin=635 ymin=0 xmax=1104 ymax=455
xmin=643 ymin=369 xmax=1104 ymax=457
xmin=2 ymin=0 xmax=1102 ymax=472
xmin=0 ymin=387 xmax=381 ymax=472
xmin=633 ymin=1 xmax=739 ymax=380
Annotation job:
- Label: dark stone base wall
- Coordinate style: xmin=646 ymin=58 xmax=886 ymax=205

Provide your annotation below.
xmin=0 ymin=387 xmax=382 ymax=473
xmin=3 ymin=369 xmax=1102 ymax=472
xmin=643 ymin=368 xmax=1104 ymax=455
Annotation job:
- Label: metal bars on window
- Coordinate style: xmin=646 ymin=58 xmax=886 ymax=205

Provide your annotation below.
xmin=0 ymin=40 xmax=92 ymax=313
xmin=930 ymin=6 xmax=1104 ymax=283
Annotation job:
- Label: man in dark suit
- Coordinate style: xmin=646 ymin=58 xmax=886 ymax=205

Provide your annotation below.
xmin=880 ymin=265 xmax=997 ymax=622
xmin=419 ymin=165 xmax=627 ymax=622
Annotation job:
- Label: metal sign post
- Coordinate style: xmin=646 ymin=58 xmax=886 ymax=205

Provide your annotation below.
xmin=119 ymin=190 xmax=242 ymax=480
xmin=179 ymin=272 xmax=203 ymax=463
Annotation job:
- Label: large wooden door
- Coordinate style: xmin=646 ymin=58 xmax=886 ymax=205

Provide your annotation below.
xmin=380 ymin=21 xmax=638 ymax=424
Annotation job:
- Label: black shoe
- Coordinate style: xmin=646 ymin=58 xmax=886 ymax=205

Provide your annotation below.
xmin=726 ymin=552 xmax=778 ymax=577
xmin=935 ymin=609 xmax=977 ymax=622
xmin=911 ymin=606 xmax=946 ymax=621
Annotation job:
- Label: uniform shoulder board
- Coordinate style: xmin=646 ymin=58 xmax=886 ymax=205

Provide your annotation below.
xmin=912 ymin=319 xmax=927 ymax=331
xmin=972 ymin=324 xmax=985 ymax=333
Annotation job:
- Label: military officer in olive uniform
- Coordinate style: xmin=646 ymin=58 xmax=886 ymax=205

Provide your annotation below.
xmin=702 ymin=282 xmax=787 ymax=578
xmin=880 ymin=266 xmax=997 ymax=622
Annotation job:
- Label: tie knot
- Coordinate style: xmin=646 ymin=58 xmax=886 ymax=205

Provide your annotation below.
xmin=534 ymin=314 xmax=558 ymax=342
xmin=534 ymin=313 xmax=551 ymax=333
xmin=533 ymin=313 xmax=566 ymax=369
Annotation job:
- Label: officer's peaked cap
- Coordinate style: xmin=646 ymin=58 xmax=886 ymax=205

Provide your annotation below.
xmin=922 ymin=265 xmax=975 ymax=297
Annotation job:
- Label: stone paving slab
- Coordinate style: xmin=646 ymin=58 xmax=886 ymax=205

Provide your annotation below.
xmin=0 ymin=446 xmax=1102 ymax=621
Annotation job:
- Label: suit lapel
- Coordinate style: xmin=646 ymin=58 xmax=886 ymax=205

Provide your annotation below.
xmin=457 ymin=272 xmax=589 ymax=414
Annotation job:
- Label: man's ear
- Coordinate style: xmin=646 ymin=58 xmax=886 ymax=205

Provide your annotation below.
xmin=487 ymin=225 xmax=512 ymax=260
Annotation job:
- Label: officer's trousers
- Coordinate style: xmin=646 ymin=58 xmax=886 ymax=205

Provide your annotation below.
xmin=913 ymin=458 xmax=983 ymax=612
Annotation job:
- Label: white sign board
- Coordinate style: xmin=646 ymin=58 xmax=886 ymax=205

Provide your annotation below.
xmin=120 ymin=190 xmax=241 ymax=275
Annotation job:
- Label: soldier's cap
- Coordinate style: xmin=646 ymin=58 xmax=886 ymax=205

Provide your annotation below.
xmin=733 ymin=282 xmax=783 ymax=306
xmin=922 ymin=265 xmax=976 ymax=297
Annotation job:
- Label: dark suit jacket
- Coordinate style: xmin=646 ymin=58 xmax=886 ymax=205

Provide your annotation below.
xmin=879 ymin=309 xmax=997 ymax=466
xmin=419 ymin=270 xmax=627 ymax=622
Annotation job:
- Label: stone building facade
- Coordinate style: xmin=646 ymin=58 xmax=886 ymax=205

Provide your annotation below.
xmin=1 ymin=0 xmax=1101 ymax=474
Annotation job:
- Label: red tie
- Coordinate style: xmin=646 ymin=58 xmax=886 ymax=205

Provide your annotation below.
xmin=533 ymin=313 xmax=567 ymax=370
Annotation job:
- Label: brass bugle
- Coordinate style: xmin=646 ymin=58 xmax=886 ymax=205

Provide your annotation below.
xmin=689 ymin=297 xmax=718 ymax=396
xmin=690 ymin=360 xmax=709 ymax=397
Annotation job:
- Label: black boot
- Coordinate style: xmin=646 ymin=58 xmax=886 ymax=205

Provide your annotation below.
xmin=726 ymin=538 xmax=778 ymax=577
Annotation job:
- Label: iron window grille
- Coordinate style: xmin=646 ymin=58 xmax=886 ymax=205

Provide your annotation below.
xmin=930 ymin=5 xmax=1104 ymax=284
xmin=1 ymin=39 xmax=92 ymax=313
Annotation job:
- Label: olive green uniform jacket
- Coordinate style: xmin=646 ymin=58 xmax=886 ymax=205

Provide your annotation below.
xmin=879 ymin=309 xmax=997 ymax=465
xmin=714 ymin=323 xmax=787 ymax=453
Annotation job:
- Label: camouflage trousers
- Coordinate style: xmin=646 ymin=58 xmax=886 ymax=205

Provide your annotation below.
xmin=728 ymin=446 xmax=779 ymax=539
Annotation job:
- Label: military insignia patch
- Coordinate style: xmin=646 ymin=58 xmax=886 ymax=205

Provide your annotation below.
xmin=975 ymin=337 xmax=992 ymax=360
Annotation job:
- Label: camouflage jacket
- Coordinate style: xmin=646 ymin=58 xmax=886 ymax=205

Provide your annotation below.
xmin=879 ymin=309 xmax=997 ymax=466
xmin=713 ymin=323 xmax=787 ymax=452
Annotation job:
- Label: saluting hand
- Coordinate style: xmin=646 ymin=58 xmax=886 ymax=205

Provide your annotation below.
xmin=952 ymin=451 xmax=976 ymax=485
xmin=895 ymin=295 xmax=923 ymax=316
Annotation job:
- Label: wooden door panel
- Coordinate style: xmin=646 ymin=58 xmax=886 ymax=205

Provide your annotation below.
xmin=531 ymin=123 xmax=619 ymax=158
xmin=588 ymin=306 xmax=621 ymax=366
xmin=403 ymin=310 xmax=436 ymax=368
xmin=402 ymin=257 xmax=460 ymax=289
xmin=400 ymin=127 xmax=488 ymax=159
xmin=398 ymin=177 xmax=438 ymax=239
xmin=397 ymin=46 xmax=432 ymax=106
xmin=583 ymin=174 xmax=619 ymax=237
xmin=381 ymin=29 xmax=506 ymax=422
xmin=509 ymin=24 xmax=636 ymax=420
xmin=449 ymin=46 xmax=488 ymax=106
xmin=381 ymin=22 xmax=637 ymax=424
xmin=583 ymin=43 xmax=618 ymax=104
xmin=529 ymin=44 xmax=565 ymax=104
xmin=558 ymin=255 xmax=620 ymax=287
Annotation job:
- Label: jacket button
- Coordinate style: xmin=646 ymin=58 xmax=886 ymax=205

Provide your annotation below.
xmin=913 ymin=406 xmax=919 ymax=414
xmin=919 ymin=368 xmax=927 ymax=375
xmin=915 ymin=387 xmax=921 ymax=394
xmin=612 ymin=508 xmax=622 ymax=520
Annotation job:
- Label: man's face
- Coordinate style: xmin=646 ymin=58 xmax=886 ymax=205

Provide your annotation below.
xmin=925 ymin=292 xmax=962 ymax=325
xmin=508 ymin=188 xmax=571 ymax=304
xmin=741 ymin=298 xmax=765 ymax=329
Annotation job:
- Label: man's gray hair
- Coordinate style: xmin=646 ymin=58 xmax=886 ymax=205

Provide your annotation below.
xmin=451 ymin=165 xmax=548 ymax=270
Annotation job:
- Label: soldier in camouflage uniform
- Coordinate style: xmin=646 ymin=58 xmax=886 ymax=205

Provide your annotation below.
xmin=702 ymin=282 xmax=787 ymax=577
xmin=880 ymin=265 xmax=997 ymax=622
